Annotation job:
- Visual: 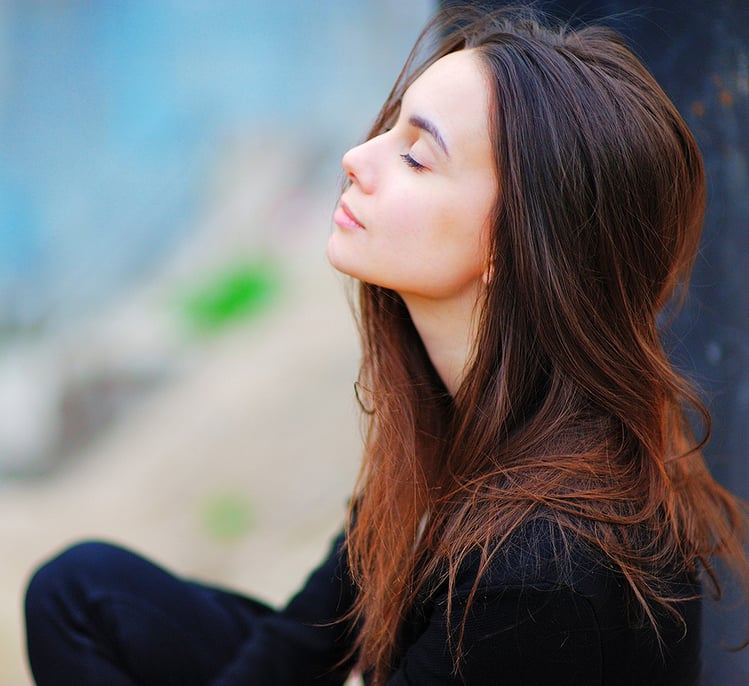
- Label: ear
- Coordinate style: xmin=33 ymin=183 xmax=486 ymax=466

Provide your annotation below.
xmin=482 ymin=260 xmax=494 ymax=285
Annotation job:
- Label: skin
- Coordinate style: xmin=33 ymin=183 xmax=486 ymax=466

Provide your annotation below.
xmin=327 ymin=49 xmax=497 ymax=395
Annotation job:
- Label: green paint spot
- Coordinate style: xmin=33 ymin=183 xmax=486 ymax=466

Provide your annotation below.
xmin=181 ymin=259 xmax=281 ymax=334
xmin=201 ymin=493 xmax=254 ymax=542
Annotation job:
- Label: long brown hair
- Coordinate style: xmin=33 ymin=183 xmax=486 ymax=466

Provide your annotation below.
xmin=344 ymin=7 xmax=749 ymax=682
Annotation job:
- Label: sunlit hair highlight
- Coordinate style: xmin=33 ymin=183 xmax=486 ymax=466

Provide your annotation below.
xmin=342 ymin=7 xmax=749 ymax=683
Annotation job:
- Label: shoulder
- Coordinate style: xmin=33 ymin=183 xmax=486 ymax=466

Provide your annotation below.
xmin=453 ymin=517 xmax=613 ymax=596
xmin=451 ymin=516 xmax=699 ymax=624
xmin=393 ymin=519 xmax=701 ymax=684
xmin=397 ymin=520 xmax=613 ymax=684
xmin=438 ymin=517 xmax=702 ymax=684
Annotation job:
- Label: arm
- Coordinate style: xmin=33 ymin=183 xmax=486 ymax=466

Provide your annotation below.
xmin=210 ymin=531 xmax=357 ymax=686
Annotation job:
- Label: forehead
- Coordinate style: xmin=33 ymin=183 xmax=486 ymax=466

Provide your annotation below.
xmin=401 ymin=49 xmax=492 ymax=164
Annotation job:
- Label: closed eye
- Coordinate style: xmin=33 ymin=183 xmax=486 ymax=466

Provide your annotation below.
xmin=400 ymin=153 xmax=426 ymax=171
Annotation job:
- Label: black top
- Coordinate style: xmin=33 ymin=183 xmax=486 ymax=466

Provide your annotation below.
xmin=211 ymin=520 xmax=701 ymax=685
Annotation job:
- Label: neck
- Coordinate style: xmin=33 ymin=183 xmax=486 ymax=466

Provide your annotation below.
xmin=401 ymin=284 xmax=483 ymax=396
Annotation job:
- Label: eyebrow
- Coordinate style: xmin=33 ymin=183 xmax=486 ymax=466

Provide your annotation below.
xmin=408 ymin=114 xmax=450 ymax=158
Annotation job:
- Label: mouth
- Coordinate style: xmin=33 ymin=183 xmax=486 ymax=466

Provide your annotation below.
xmin=334 ymin=199 xmax=366 ymax=230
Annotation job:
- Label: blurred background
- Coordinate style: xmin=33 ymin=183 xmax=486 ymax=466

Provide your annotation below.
xmin=2 ymin=1 xmax=748 ymax=684
xmin=0 ymin=2 xmax=431 ymax=684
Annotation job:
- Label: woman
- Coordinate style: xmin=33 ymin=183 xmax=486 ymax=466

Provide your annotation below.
xmin=24 ymin=7 xmax=749 ymax=685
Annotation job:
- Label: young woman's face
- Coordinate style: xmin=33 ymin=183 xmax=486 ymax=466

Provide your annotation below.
xmin=327 ymin=49 xmax=497 ymax=302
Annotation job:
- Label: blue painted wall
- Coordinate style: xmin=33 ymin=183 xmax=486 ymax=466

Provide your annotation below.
xmin=0 ymin=1 xmax=428 ymax=332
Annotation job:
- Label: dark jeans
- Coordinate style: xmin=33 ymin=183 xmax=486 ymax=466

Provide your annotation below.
xmin=24 ymin=541 xmax=271 ymax=685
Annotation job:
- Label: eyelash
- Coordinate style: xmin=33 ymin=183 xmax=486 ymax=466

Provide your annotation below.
xmin=400 ymin=153 xmax=426 ymax=172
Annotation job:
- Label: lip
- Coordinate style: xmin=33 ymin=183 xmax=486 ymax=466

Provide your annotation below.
xmin=334 ymin=199 xmax=366 ymax=230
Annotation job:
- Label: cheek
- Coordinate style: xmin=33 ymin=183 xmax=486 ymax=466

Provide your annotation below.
xmin=432 ymin=187 xmax=492 ymax=249
xmin=362 ymin=176 xmax=495 ymax=295
xmin=431 ymin=200 xmax=493 ymax=277
xmin=455 ymin=179 xmax=496 ymax=253
xmin=386 ymin=184 xmax=423 ymax=227
xmin=390 ymin=185 xmax=454 ymax=240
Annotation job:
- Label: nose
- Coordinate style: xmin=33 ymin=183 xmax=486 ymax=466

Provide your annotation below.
xmin=342 ymin=138 xmax=376 ymax=194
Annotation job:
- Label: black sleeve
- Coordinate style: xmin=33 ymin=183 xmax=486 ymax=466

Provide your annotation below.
xmin=210 ymin=531 xmax=357 ymax=686
xmin=385 ymin=584 xmax=603 ymax=685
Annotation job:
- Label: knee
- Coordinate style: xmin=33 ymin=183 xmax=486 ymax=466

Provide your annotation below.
xmin=25 ymin=541 xmax=125 ymax=619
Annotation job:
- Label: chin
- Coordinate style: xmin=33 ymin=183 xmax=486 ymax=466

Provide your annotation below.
xmin=326 ymin=234 xmax=357 ymax=278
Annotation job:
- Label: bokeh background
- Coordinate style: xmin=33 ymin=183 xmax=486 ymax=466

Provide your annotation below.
xmin=2 ymin=1 xmax=748 ymax=684
xmin=0 ymin=2 xmax=431 ymax=684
